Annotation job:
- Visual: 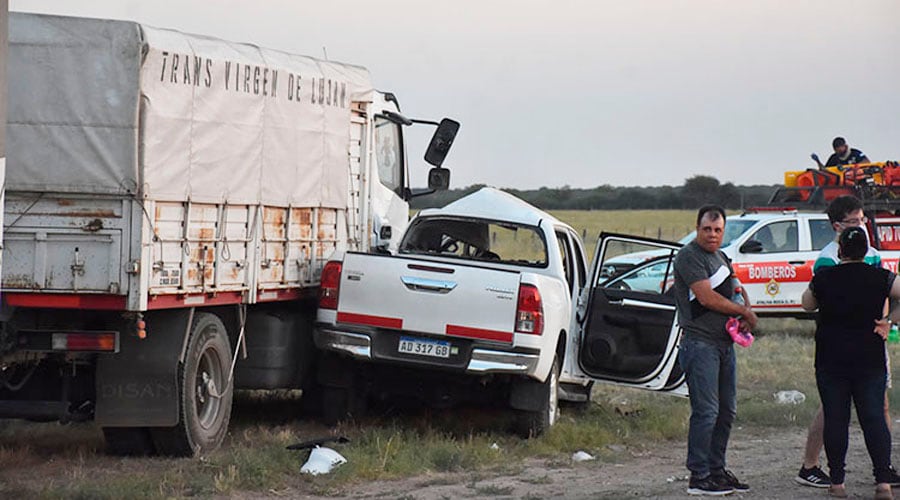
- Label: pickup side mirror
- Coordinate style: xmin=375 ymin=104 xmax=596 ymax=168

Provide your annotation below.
xmin=739 ymin=240 xmax=764 ymax=254
xmin=424 ymin=118 xmax=460 ymax=167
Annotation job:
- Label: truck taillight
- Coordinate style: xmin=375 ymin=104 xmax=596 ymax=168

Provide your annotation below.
xmin=319 ymin=261 xmax=343 ymax=310
xmin=515 ymin=284 xmax=543 ymax=335
xmin=52 ymin=333 xmax=117 ymax=352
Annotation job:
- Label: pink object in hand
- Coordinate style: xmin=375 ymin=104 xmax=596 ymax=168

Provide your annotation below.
xmin=726 ymin=317 xmax=754 ymax=348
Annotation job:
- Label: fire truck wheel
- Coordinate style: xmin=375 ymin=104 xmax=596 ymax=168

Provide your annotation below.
xmin=152 ymin=312 xmax=233 ymax=457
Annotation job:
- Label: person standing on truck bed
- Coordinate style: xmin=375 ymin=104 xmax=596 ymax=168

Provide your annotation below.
xmin=801 ymin=226 xmax=900 ymax=500
xmin=796 ymin=195 xmax=900 ymax=489
xmin=673 ymin=205 xmax=758 ymax=496
xmin=824 ymin=137 xmax=869 ymax=168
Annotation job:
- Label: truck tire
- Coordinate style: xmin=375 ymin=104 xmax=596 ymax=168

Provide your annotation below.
xmin=152 ymin=312 xmax=233 ymax=457
xmin=513 ymin=357 xmax=560 ymax=438
xmin=102 ymin=427 xmax=155 ymax=456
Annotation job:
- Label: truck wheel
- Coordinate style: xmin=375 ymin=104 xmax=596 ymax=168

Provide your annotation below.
xmin=152 ymin=312 xmax=233 ymax=457
xmin=102 ymin=427 xmax=155 ymax=456
xmin=514 ymin=357 xmax=560 ymax=438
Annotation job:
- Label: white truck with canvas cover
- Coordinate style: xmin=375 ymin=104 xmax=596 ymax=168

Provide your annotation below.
xmin=0 ymin=12 xmax=458 ymax=456
xmin=314 ymin=188 xmax=688 ymax=436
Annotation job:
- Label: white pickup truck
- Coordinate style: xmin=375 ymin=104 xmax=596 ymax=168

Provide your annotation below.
xmin=314 ymin=188 xmax=687 ymax=436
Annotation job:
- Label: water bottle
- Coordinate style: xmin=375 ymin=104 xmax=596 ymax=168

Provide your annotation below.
xmin=889 ymin=324 xmax=900 ymax=344
xmin=731 ymin=278 xmax=744 ymax=306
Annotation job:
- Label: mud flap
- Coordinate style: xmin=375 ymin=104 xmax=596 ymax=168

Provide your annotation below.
xmin=509 ymin=377 xmax=546 ymax=412
xmin=95 ymin=309 xmax=192 ymax=427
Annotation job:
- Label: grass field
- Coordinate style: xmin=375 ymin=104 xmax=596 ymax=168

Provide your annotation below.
xmin=0 ymin=210 xmax=875 ymax=499
xmin=550 ymin=209 xmax=697 ymax=261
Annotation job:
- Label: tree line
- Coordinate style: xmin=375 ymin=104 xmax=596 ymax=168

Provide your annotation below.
xmin=411 ymin=175 xmax=780 ymax=210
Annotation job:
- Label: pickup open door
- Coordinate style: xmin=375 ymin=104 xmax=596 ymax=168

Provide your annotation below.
xmin=578 ymin=232 xmax=685 ymax=392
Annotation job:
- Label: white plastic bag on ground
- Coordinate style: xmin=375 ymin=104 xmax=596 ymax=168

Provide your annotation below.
xmin=774 ymin=390 xmax=806 ymax=405
xmin=572 ymin=451 xmax=595 ymax=462
xmin=300 ymin=446 xmax=347 ymax=475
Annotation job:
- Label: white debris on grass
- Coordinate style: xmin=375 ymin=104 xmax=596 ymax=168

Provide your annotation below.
xmin=490 ymin=443 xmax=500 ymax=450
xmin=572 ymin=451 xmax=595 ymax=462
xmin=300 ymin=446 xmax=347 ymax=475
xmin=774 ymin=390 xmax=806 ymax=405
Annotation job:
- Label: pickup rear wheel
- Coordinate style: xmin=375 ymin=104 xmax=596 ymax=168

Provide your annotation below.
xmin=151 ymin=312 xmax=233 ymax=457
xmin=513 ymin=356 xmax=560 ymax=438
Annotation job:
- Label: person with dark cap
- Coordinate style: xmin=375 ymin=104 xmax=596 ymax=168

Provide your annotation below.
xmin=812 ymin=137 xmax=870 ymax=169
xmin=801 ymin=226 xmax=900 ymax=499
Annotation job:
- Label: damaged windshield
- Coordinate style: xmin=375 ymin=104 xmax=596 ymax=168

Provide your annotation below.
xmin=399 ymin=217 xmax=548 ymax=267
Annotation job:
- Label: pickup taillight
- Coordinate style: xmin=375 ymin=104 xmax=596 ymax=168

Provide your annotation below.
xmin=515 ymin=283 xmax=543 ymax=335
xmin=319 ymin=261 xmax=343 ymax=310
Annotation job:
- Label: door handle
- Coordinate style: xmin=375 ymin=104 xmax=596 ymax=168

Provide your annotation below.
xmin=607 ymin=298 xmax=675 ymax=311
xmin=400 ymin=276 xmax=457 ymax=294
xmin=788 ymin=261 xmax=806 ymax=266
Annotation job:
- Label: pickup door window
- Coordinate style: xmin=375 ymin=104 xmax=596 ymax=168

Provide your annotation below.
xmin=570 ymin=230 xmax=587 ymax=290
xmin=555 ymin=231 xmax=574 ymax=293
xmin=579 ymin=233 xmax=684 ymax=391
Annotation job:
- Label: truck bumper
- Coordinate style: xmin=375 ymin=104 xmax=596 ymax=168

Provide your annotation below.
xmin=314 ymin=326 xmax=540 ymax=376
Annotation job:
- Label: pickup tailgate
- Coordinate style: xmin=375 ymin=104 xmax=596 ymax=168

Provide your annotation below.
xmin=337 ymin=253 xmax=521 ymax=343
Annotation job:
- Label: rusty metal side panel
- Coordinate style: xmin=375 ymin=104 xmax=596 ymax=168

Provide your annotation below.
xmin=257 ymin=206 xmax=288 ymax=288
xmin=255 ymin=206 xmax=339 ymax=290
xmin=283 ymin=207 xmax=313 ymax=285
xmin=1 ymin=194 xmax=126 ymax=293
xmin=315 ymin=208 xmax=339 ymax=280
xmin=217 ymin=205 xmax=251 ymax=289
xmin=149 ymin=201 xmax=250 ymax=295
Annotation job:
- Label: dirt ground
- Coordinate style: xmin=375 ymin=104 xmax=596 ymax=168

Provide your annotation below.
xmin=1 ymin=421 xmax=896 ymax=499
xmin=284 ymin=426 xmax=898 ymax=500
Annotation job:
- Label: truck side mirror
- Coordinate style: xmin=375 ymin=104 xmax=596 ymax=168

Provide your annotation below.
xmin=424 ymin=118 xmax=460 ymax=167
xmin=427 ymin=167 xmax=450 ymax=191
xmin=739 ymin=240 xmax=764 ymax=254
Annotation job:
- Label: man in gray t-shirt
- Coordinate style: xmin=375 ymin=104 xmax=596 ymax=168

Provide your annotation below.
xmin=674 ymin=240 xmax=737 ymax=347
xmin=673 ymin=205 xmax=758 ymax=496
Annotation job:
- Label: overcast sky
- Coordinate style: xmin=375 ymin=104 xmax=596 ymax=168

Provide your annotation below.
xmin=9 ymin=0 xmax=900 ymax=189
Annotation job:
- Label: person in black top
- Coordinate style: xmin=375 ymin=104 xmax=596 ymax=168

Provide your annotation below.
xmin=802 ymin=226 xmax=900 ymax=500
xmin=823 ymin=137 xmax=869 ymax=168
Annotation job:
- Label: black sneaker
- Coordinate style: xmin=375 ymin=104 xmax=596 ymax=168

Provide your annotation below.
xmin=714 ymin=469 xmax=750 ymax=491
xmin=796 ymin=465 xmax=831 ymax=488
xmin=881 ymin=465 xmax=900 ymax=487
xmin=687 ymin=474 xmax=735 ymax=496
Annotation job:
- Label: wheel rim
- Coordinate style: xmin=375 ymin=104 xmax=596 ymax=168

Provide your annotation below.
xmin=548 ymin=365 xmax=559 ymax=426
xmin=195 ymin=342 xmax=225 ymax=430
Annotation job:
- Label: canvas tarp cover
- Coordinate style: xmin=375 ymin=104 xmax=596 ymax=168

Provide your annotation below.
xmin=7 ymin=13 xmax=373 ymax=207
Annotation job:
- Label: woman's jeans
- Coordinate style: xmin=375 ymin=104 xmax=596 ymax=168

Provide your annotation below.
xmin=816 ymin=369 xmax=892 ymax=485
xmin=678 ymin=336 xmax=737 ymax=478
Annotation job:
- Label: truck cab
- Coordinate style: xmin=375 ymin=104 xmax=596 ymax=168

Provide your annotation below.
xmin=364 ymin=96 xmax=457 ymax=254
